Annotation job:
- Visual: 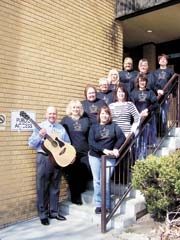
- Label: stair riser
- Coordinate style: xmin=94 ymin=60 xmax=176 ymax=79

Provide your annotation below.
xmin=168 ymin=128 xmax=180 ymax=137
xmin=60 ymin=189 xmax=146 ymax=232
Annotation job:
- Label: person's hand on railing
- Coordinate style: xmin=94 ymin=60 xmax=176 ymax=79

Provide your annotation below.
xmin=140 ymin=108 xmax=148 ymax=117
xmin=157 ymin=89 xmax=164 ymax=96
xmin=168 ymin=93 xmax=173 ymax=101
xmin=103 ymin=148 xmax=119 ymax=158
xmin=103 ymin=149 xmax=113 ymax=155
xmin=112 ymin=149 xmax=119 ymax=158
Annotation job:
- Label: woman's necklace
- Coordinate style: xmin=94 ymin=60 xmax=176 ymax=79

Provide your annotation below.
xmin=71 ymin=116 xmax=80 ymax=121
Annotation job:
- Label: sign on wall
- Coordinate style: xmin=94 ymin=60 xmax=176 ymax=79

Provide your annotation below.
xmin=0 ymin=114 xmax=6 ymax=130
xmin=11 ymin=111 xmax=36 ymax=131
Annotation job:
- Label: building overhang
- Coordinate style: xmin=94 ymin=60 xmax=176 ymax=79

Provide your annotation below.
xmin=116 ymin=2 xmax=180 ymax=48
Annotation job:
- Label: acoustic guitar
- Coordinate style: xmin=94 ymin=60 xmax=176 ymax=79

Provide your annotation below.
xmin=20 ymin=111 xmax=76 ymax=167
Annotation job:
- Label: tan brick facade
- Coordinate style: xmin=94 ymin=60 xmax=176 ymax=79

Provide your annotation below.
xmin=0 ymin=0 xmax=123 ymax=227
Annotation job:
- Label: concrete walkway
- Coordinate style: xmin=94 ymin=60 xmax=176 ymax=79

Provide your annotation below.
xmin=0 ymin=213 xmax=164 ymax=240
xmin=0 ymin=215 xmax=119 ymax=240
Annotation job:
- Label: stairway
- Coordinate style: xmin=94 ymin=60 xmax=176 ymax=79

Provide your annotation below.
xmin=60 ymin=182 xmax=146 ymax=232
xmin=156 ymin=127 xmax=180 ymax=157
xmin=60 ymin=127 xmax=180 ymax=232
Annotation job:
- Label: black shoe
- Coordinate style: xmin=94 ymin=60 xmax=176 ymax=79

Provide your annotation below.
xmin=49 ymin=214 xmax=66 ymax=221
xmin=95 ymin=207 xmax=101 ymax=214
xmin=71 ymin=197 xmax=83 ymax=205
xmin=40 ymin=218 xmax=49 ymax=225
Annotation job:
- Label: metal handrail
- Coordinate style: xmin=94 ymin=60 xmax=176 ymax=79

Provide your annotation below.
xmin=101 ymin=73 xmax=180 ymax=233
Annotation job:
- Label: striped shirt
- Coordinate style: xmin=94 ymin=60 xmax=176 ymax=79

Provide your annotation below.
xmin=109 ymin=101 xmax=140 ymax=137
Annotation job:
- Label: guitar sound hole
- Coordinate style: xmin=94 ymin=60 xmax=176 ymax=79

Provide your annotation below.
xmin=55 ymin=137 xmax=65 ymax=148
xmin=59 ymin=147 xmax=66 ymax=156
xmin=52 ymin=141 xmax=58 ymax=147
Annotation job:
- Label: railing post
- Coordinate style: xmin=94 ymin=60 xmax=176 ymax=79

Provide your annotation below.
xmin=101 ymin=155 xmax=106 ymax=233
xmin=177 ymin=76 xmax=180 ymax=127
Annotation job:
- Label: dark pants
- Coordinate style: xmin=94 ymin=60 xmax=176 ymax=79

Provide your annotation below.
xmin=63 ymin=153 xmax=92 ymax=201
xmin=136 ymin=123 xmax=150 ymax=160
xmin=36 ymin=153 xmax=62 ymax=219
xmin=157 ymin=100 xmax=170 ymax=137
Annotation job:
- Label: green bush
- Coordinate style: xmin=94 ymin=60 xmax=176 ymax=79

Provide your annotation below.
xmin=132 ymin=150 xmax=180 ymax=221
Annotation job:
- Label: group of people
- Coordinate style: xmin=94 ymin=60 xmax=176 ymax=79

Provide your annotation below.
xmin=28 ymin=53 xmax=174 ymax=225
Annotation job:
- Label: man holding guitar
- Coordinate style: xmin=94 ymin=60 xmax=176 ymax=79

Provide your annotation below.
xmin=28 ymin=106 xmax=72 ymax=226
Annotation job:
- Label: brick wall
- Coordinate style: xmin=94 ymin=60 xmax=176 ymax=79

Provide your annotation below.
xmin=0 ymin=0 xmax=123 ymax=227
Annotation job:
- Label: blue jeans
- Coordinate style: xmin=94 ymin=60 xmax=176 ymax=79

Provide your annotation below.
xmin=89 ymin=155 xmax=115 ymax=209
xmin=148 ymin=115 xmax=157 ymax=146
xmin=160 ymin=99 xmax=170 ymax=135
xmin=136 ymin=123 xmax=150 ymax=160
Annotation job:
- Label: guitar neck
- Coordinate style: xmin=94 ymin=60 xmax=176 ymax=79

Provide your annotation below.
xmin=29 ymin=118 xmax=52 ymax=142
xmin=20 ymin=111 xmax=55 ymax=144
xmin=29 ymin=118 xmax=42 ymax=132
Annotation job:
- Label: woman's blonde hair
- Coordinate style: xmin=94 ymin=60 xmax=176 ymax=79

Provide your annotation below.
xmin=107 ymin=69 xmax=119 ymax=84
xmin=66 ymin=100 xmax=84 ymax=117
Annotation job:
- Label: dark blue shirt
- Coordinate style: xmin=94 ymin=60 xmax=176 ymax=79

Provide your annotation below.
xmin=97 ymin=90 xmax=115 ymax=105
xmin=146 ymin=72 xmax=157 ymax=94
xmin=109 ymin=83 xmax=119 ymax=91
xmin=88 ymin=122 xmax=125 ymax=158
xmin=119 ymin=70 xmax=139 ymax=95
xmin=153 ymin=68 xmax=174 ymax=90
xmin=130 ymin=88 xmax=158 ymax=113
xmin=61 ymin=116 xmax=90 ymax=155
xmin=81 ymin=98 xmax=107 ymax=125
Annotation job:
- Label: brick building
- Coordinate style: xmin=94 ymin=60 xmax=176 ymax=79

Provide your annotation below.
xmin=1 ymin=0 xmax=179 ymax=228
xmin=0 ymin=0 xmax=123 ymax=227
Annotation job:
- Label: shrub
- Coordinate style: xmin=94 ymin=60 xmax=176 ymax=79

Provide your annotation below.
xmin=132 ymin=150 xmax=180 ymax=221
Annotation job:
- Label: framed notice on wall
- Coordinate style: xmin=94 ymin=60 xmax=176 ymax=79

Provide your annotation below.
xmin=11 ymin=110 xmax=36 ymax=131
xmin=0 ymin=114 xmax=6 ymax=130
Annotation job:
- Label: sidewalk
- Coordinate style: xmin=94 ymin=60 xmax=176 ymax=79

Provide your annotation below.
xmin=0 ymin=214 xmax=164 ymax=240
xmin=0 ymin=215 xmax=117 ymax=240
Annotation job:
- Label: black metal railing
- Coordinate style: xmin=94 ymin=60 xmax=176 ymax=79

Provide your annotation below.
xmin=101 ymin=73 xmax=180 ymax=233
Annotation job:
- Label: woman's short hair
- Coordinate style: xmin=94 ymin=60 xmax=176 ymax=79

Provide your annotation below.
xmin=114 ymin=84 xmax=128 ymax=101
xmin=135 ymin=73 xmax=148 ymax=89
xmin=84 ymin=84 xmax=97 ymax=99
xmin=97 ymin=105 xmax=112 ymax=123
xmin=138 ymin=58 xmax=148 ymax=68
xmin=66 ymin=100 xmax=84 ymax=117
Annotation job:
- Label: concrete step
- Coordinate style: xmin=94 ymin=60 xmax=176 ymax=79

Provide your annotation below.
xmin=109 ymin=194 xmax=146 ymax=231
xmin=156 ymin=147 xmax=170 ymax=156
xmin=155 ymin=127 xmax=180 ymax=156
xmin=115 ymin=213 xmax=135 ymax=230
xmin=155 ymin=137 xmax=180 ymax=157
xmin=175 ymin=137 xmax=180 ymax=149
xmin=81 ymin=190 xmax=94 ymax=204
xmin=160 ymin=136 xmax=180 ymax=150
xmin=60 ymin=188 xmax=146 ymax=232
xmin=112 ymin=191 xmax=145 ymax=217
xmin=161 ymin=137 xmax=176 ymax=150
xmin=168 ymin=127 xmax=180 ymax=137
xmin=60 ymin=200 xmax=99 ymax=224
